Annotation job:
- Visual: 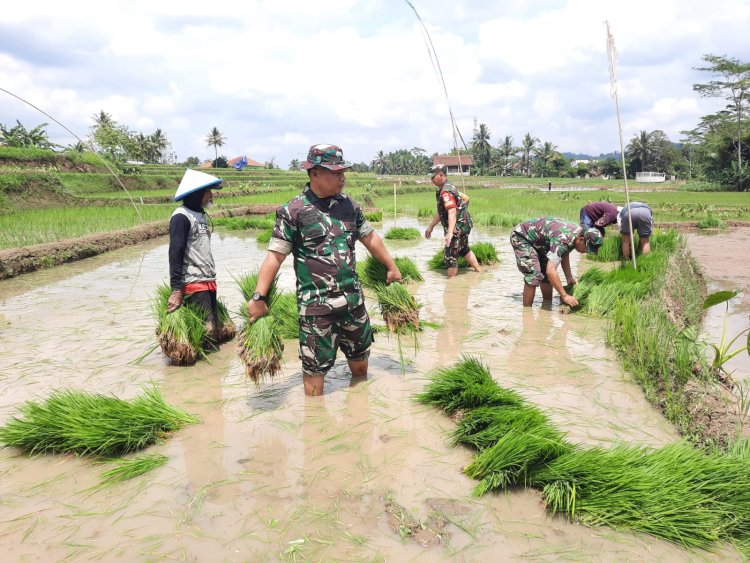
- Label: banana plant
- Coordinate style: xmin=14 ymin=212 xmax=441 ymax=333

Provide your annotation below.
xmin=703 ymin=290 xmax=748 ymax=375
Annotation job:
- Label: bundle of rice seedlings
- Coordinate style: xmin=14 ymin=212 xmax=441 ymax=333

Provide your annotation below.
xmin=415 ymin=356 xmax=524 ymax=415
xmin=256 ymin=229 xmax=273 ymax=244
xmin=587 ymin=229 xmax=680 ymax=262
xmin=373 ymin=282 xmax=420 ymax=333
xmin=98 ymin=453 xmax=169 ymax=486
xmin=268 ymin=291 xmax=299 ymax=340
xmin=153 ymin=284 xmax=208 ymax=366
xmin=384 ymin=226 xmax=421 ymax=240
xmin=214 ymin=299 xmax=237 ymax=343
xmin=236 ymin=271 xmax=285 ymax=382
xmin=469 ymin=242 xmax=499 ymax=265
xmin=212 ymin=216 xmax=275 ymax=230
xmin=427 ymin=242 xmax=498 ymax=270
xmin=465 ymin=426 xmax=573 ymax=495
xmin=0 ymin=386 xmax=197 ymax=457
xmin=357 ymin=254 xmax=423 ymax=288
xmin=450 ymin=405 xmax=550 ymax=451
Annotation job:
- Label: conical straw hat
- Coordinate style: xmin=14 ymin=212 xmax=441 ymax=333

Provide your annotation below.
xmin=174 ymin=169 xmax=223 ymax=201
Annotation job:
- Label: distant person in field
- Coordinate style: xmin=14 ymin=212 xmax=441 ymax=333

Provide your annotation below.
xmin=167 ymin=169 xmax=224 ymax=338
xmin=619 ymin=202 xmax=653 ymax=259
xmin=424 ymin=164 xmax=482 ymax=278
xmin=510 ymin=217 xmax=603 ymax=307
xmin=247 ymin=143 xmax=402 ymax=397
xmin=579 ymin=201 xmax=623 ymax=236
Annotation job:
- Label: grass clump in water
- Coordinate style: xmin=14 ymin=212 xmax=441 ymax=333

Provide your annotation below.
xmin=357 ymin=254 xmax=423 ymax=288
xmin=427 ymin=242 xmax=499 ymax=270
xmin=0 ymin=386 xmax=197 ymax=457
xmin=384 ymin=226 xmax=421 ymax=240
xmin=98 ymin=453 xmax=169 ymax=486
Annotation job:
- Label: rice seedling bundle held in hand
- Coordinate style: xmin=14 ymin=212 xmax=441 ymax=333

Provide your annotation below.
xmin=374 ymin=282 xmax=420 ymax=333
xmin=357 ymin=254 xmax=423 ymax=289
xmin=0 ymin=386 xmax=197 ymax=457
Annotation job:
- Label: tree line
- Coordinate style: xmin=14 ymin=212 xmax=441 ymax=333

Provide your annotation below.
xmin=2 ymin=54 xmax=746 ymax=189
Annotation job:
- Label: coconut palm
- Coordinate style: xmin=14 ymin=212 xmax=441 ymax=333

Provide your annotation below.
xmin=521 ymin=133 xmax=539 ymax=177
xmin=206 ymin=127 xmax=226 ymax=166
xmin=373 ymin=150 xmax=387 ymax=174
xmin=288 ymin=158 xmax=300 ymax=170
xmin=472 ymin=122 xmax=493 ymax=174
xmin=534 ymin=141 xmax=559 ymax=176
xmin=496 ymin=135 xmax=518 ymax=176
xmin=626 ymin=130 xmax=655 ymax=172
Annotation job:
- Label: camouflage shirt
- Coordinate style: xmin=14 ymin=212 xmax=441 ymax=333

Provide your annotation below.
xmin=268 ymin=184 xmax=374 ymax=315
xmin=436 ymin=182 xmax=472 ymax=235
xmin=513 ymin=217 xmax=582 ymax=266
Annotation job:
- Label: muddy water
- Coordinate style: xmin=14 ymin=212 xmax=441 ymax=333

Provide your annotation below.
xmin=687 ymin=228 xmax=750 ymax=382
xmin=0 ymin=219 xmax=740 ymax=561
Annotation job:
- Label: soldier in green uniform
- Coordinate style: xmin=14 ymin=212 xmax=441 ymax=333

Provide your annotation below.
xmin=510 ymin=217 xmax=603 ymax=307
xmin=424 ymin=164 xmax=482 ymax=278
xmin=248 ymin=144 xmax=402 ymax=396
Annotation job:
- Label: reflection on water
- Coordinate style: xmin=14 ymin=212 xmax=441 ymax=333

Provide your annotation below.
xmin=0 ymin=221 xmax=742 ymax=560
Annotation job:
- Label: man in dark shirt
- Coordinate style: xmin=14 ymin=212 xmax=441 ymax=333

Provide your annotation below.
xmin=579 ymin=201 xmax=622 ymax=235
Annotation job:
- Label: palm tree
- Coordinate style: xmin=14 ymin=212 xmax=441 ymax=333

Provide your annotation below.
xmin=92 ymin=111 xmax=115 ymax=129
xmin=373 ymin=150 xmax=387 ymax=175
xmin=626 ymin=130 xmax=654 ymax=172
xmin=496 ymin=135 xmax=518 ymax=176
xmin=206 ymin=127 xmax=226 ymax=166
xmin=534 ymin=141 xmax=559 ymax=176
xmin=288 ymin=159 xmax=301 ymax=170
xmin=472 ymin=122 xmax=492 ymax=173
xmin=521 ymin=133 xmax=539 ymax=176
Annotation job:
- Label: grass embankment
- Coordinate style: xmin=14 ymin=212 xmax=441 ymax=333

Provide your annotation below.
xmin=417 ymin=356 xmax=750 ymax=556
xmin=571 ymin=230 xmax=742 ymax=444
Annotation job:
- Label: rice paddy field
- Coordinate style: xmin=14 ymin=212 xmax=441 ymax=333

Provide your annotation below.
xmin=1 ymin=210 xmax=749 ymax=560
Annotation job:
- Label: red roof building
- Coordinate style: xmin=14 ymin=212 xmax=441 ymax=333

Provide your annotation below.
xmin=432 ymin=154 xmax=474 ymax=175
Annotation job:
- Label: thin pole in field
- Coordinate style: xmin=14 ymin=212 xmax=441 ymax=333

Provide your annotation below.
xmin=606 ymin=21 xmax=637 ymax=269
xmin=393 ymin=182 xmax=398 ymax=226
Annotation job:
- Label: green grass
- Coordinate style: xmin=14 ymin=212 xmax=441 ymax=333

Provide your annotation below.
xmin=213 ymin=215 xmax=275 ymax=230
xmin=384 ymin=226 xmax=421 ymax=240
xmin=357 ymin=254 xmax=423 ymax=288
xmin=0 ymin=386 xmax=197 ymax=457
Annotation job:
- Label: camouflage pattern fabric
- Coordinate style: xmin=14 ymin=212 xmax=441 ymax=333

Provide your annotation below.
xmin=269 ymin=184 xmax=373 ymax=316
xmin=299 ymin=302 xmax=373 ymax=376
xmin=512 ymin=217 xmax=581 ymax=268
xmin=443 ymin=231 xmax=471 ymax=269
xmin=436 ymin=182 xmax=473 ymax=235
xmin=510 ymin=231 xmax=549 ymax=286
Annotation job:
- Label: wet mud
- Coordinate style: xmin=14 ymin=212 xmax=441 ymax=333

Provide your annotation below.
xmin=0 ymin=221 xmax=747 ymax=560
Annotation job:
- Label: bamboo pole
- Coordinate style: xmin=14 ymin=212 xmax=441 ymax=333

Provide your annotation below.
xmin=393 ymin=182 xmax=398 ymax=225
xmin=606 ymin=21 xmax=637 ymax=269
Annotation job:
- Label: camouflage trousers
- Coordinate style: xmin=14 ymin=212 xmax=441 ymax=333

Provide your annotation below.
xmin=299 ymin=302 xmax=373 ymax=376
xmin=510 ymin=231 xmax=548 ymax=287
xmin=444 ymin=231 xmax=471 ymax=269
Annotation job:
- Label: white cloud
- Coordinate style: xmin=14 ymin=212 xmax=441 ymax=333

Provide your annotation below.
xmin=1 ymin=0 xmax=748 ymax=164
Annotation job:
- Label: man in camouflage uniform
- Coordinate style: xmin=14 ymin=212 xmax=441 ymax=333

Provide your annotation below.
xmin=247 ymin=144 xmax=402 ymax=396
xmin=424 ymin=164 xmax=482 ymax=277
xmin=510 ymin=217 xmax=603 ymax=307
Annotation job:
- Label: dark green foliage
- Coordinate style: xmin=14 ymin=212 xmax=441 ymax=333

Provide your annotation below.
xmin=357 ymin=254 xmax=423 ymax=288
xmin=0 ymin=386 xmax=197 ymax=457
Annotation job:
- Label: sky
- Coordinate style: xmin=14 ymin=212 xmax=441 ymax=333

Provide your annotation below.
xmin=2 ymin=0 xmax=749 ymax=168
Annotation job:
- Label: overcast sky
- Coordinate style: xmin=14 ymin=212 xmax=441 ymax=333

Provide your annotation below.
xmin=2 ymin=0 xmax=749 ymax=167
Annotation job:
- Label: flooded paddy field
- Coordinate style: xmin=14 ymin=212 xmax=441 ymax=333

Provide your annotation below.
xmin=0 ymin=220 xmax=747 ymax=561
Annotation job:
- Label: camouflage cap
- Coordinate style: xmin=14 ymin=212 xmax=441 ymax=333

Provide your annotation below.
xmin=583 ymin=227 xmax=603 ymax=254
xmin=430 ymin=164 xmax=446 ymax=177
xmin=300 ymin=144 xmax=351 ymax=171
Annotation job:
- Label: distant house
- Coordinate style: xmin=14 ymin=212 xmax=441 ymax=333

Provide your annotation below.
xmin=227 ymin=155 xmax=264 ymax=169
xmin=635 ymin=171 xmax=666 ymax=183
xmin=432 ymin=155 xmax=474 ymax=175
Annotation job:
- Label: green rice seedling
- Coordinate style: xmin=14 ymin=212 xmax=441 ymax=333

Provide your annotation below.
xmin=364 ymin=210 xmax=382 ymax=222
xmin=236 ymin=271 xmax=284 ymax=382
xmin=256 ymin=229 xmax=272 ymax=244
xmin=465 ymin=426 xmax=572 ymax=496
xmin=269 ymin=291 xmax=299 ymax=340
xmin=357 ymin=254 xmax=423 ymax=288
xmin=697 ymin=215 xmax=725 ymax=229
xmin=450 ymin=405 xmax=550 ymax=451
xmin=415 ymin=356 xmax=524 ymax=415
xmin=427 ymin=242 xmax=498 ymax=270
xmin=212 ymin=216 xmax=275 ymax=230
xmin=384 ymin=226 xmax=421 ymax=240
xmin=587 ymin=229 xmax=680 ymax=262
xmin=98 ymin=454 xmax=169 ymax=486
xmin=469 ymin=242 xmax=498 ymax=265
xmin=214 ymin=299 xmax=237 ymax=344
xmin=373 ymin=282 xmax=420 ymax=333
xmin=0 ymin=386 xmax=198 ymax=457
xmin=417 ymin=207 xmax=434 ymax=218
xmin=153 ymin=283 xmax=208 ymax=365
